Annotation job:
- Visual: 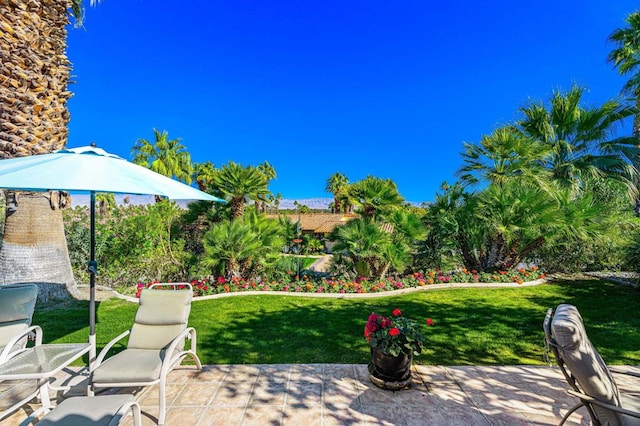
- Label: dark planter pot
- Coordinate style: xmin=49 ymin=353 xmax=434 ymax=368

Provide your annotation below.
xmin=368 ymin=346 xmax=413 ymax=388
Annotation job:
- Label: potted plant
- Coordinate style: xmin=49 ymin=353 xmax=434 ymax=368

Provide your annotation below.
xmin=364 ymin=308 xmax=434 ymax=389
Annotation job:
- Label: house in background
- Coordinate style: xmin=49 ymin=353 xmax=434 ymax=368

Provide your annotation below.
xmin=266 ymin=213 xmax=359 ymax=252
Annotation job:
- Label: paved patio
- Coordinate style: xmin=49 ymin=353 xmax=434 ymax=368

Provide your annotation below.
xmin=7 ymin=362 xmax=635 ymax=425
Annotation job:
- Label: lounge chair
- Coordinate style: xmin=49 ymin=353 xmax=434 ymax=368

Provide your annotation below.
xmin=543 ymin=304 xmax=640 ymax=425
xmin=0 ymin=284 xmax=42 ymax=364
xmin=89 ymin=283 xmax=202 ymax=425
xmin=20 ymin=394 xmax=142 ymax=426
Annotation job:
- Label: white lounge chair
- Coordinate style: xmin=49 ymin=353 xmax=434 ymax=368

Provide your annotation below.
xmin=0 ymin=284 xmax=42 ymax=364
xmin=544 ymin=304 xmax=640 ymax=425
xmin=20 ymin=394 xmax=142 ymax=426
xmin=89 ymin=284 xmax=202 ymax=425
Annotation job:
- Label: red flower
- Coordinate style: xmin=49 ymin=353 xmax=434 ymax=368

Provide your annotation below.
xmin=389 ymin=327 xmax=400 ymax=336
xmin=392 ymin=308 xmax=402 ymax=316
xmin=426 ymin=318 xmax=434 ymax=326
xmin=380 ymin=317 xmax=393 ymax=328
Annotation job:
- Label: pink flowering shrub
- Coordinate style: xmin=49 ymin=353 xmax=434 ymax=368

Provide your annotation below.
xmin=132 ymin=267 xmax=545 ymax=298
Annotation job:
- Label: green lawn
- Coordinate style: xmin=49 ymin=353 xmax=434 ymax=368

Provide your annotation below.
xmin=33 ymin=277 xmax=640 ymax=366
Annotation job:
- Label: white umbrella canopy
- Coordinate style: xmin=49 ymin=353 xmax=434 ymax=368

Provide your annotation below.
xmin=0 ymin=145 xmax=224 ymax=363
xmin=0 ymin=145 xmax=222 ymax=199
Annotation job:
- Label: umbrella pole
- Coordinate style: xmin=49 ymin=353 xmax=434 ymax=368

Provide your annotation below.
xmin=88 ymin=191 xmax=97 ymax=369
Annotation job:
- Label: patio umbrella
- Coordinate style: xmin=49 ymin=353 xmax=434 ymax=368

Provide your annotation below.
xmin=0 ymin=145 xmax=224 ymax=363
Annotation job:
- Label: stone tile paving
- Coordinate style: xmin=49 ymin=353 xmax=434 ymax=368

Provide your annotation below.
xmin=4 ymin=363 xmax=633 ymax=425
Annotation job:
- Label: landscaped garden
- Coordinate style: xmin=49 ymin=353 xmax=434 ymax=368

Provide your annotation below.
xmin=33 ymin=276 xmax=640 ymax=367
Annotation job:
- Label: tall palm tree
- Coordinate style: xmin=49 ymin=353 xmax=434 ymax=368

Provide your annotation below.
xmin=608 ymin=11 xmax=640 ymax=212
xmin=0 ymin=0 xmax=86 ymax=298
xmin=519 ymin=85 xmax=639 ymax=198
xmin=132 ymin=129 xmax=194 ymax=184
xmin=212 ymin=161 xmax=268 ymax=220
xmin=257 ymin=161 xmax=276 ymax=213
xmin=608 ymin=11 xmax=640 ymax=138
xmin=325 ymin=172 xmax=349 ymax=213
xmin=274 ymin=192 xmax=282 ymax=213
xmin=193 ymin=161 xmax=216 ymax=191
xmin=95 ymin=192 xmax=115 ymax=215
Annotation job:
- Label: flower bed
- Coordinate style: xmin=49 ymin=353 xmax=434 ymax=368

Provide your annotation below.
xmin=133 ymin=267 xmax=545 ymax=298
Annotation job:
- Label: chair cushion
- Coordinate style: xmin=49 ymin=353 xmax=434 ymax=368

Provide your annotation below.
xmin=127 ymin=289 xmax=192 ymax=350
xmin=620 ymin=394 xmax=640 ymax=426
xmin=92 ymin=349 xmax=165 ymax=384
xmin=36 ymin=394 xmax=136 ymax=426
xmin=134 ymin=289 xmax=192 ymax=325
xmin=0 ymin=284 xmax=38 ymax=323
xmin=0 ymin=323 xmax=28 ymax=348
xmin=552 ymin=304 xmax=622 ymax=425
xmin=0 ymin=284 xmax=38 ymax=348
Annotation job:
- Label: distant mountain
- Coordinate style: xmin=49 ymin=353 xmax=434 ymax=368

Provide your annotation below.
xmin=278 ymin=198 xmax=332 ymax=210
xmin=71 ymin=194 xmax=333 ymax=210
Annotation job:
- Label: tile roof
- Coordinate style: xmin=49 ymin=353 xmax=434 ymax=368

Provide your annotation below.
xmin=266 ymin=213 xmax=358 ymax=234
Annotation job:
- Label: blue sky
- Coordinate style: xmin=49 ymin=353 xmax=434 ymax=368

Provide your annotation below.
xmin=67 ymin=1 xmax=639 ymax=203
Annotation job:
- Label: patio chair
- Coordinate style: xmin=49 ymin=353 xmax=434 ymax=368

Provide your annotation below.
xmin=19 ymin=394 xmax=142 ymax=426
xmin=543 ymin=304 xmax=640 ymax=425
xmin=0 ymin=284 xmax=42 ymax=364
xmin=89 ymin=283 xmax=202 ymax=426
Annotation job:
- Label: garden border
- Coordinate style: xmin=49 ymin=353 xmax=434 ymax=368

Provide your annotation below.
xmin=104 ymin=278 xmax=547 ymax=303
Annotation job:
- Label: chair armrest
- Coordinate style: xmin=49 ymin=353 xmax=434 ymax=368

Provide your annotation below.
xmin=107 ymin=400 xmax=142 ymax=426
xmin=160 ymin=327 xmax=196 ymax=377
xmin=94 ymin=330 xmax=130 ymax=368
xmin=567 ymin=389 xmax=640 ymax=418
xmin=0 ymin=325 xmax=43 ymax=364
xmin=18 ymin=405 xmax=53 ymax=426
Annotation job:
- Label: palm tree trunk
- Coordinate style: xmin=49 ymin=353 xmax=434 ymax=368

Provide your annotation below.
xmin=634 ymin=100 xmax=640 ymax=216
xmin=0 ymin=192 xmax=77 ymax=301
xmin=457 ymin=234 xmax=480 ymax=271
xmin=227 ymin=257 xmax=240 ymax=279
xmin=0 ymin=0 xmax=76 ymax=302
xmin=230 ymin=197 xmax=244 ymax=220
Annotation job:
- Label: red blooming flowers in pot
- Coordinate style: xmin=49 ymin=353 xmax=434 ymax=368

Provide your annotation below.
xmin=364 ymin=309 xmax=434 ymax=388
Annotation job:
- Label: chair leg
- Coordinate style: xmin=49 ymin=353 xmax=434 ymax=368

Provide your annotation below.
xmin=158 ymin=376 xmax=166 ymax=426
xmin=131 ymin=402 xmax=142 ymax=426
xmin=189 ymin=352 xmax=203 ymax=371
xmin=559 ymin=402 xmax=586 ymax=426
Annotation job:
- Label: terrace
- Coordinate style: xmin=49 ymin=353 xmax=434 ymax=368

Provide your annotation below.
xmin=4 ymin=361 xmax=626 ymax=425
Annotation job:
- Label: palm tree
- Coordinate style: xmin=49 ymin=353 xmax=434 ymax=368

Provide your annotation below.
xmin=608 ymin=11 xmax=640 ymax=212
xmin=132 ymin=129 xmax=194 ymax=184
xmin=325 ymin=172 xmax=349 ymax=213
xmin=519 ymin=85 xmax=639 ymax=198
xmin=202 ymin=220 xmax=261 ymax=278
xmin=0 ymin=0 xmax=86 ymax=298
xmin=193 ymin=161 xmax=216 ymax=191
xmin=458 ymin=126 xmax=552 ymax=188
xmin=608 ymin=11 xmax=640 ymax=138
xmin=274 ymin=192 xmax=282 ymax=213
xmin=257 ymin=161 xmax=276 ymax=213
xmin=212 ymin=161 xmax=268 ymax=220
xmin=330 ymin=219 xmax=392 ymax=278
xmin=349 ymin=175 xmax=405 ymax=220
xmin=379 ymin=208 xmax=427 ymax=276
xmin=95 ymin=192 xmax=116 ymax=215
xmin=202 ymin=213 xmax=285 ymax=279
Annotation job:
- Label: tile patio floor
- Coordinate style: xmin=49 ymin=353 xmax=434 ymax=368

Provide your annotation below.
xmin=5 ymin=363 xmax=639 ymax=425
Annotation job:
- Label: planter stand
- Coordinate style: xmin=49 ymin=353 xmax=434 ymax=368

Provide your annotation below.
xmin=368 ymin=347 xmax=413 ymax=390
xmin=368 ymin=362 xmax=412 ymax=390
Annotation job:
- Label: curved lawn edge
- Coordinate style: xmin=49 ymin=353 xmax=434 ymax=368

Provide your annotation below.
xmin=107 ymin=278 xmax=547 ymax=303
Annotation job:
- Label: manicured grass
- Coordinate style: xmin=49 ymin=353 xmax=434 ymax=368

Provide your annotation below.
xmin=32 ymin=277 xmax=640 ymax=366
